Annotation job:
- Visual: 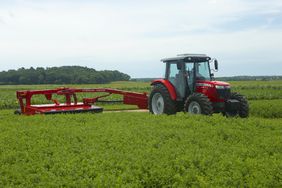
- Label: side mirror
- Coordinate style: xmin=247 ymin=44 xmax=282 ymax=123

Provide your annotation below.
xmin=214 ymin=59 xmax=218 ymax=70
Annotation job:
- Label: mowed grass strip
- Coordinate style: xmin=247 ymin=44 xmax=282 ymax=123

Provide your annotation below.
xmin=0 ymin=111 xmax=281 ymax=187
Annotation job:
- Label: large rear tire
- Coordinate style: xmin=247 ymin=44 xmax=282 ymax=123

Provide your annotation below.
xmin=149 ymin=84 xmax=177 ymax=115
xmin=224 ymin=92 xmax=249 ymax=118
xmin=184 ymin=93 xmax=213 ymax=115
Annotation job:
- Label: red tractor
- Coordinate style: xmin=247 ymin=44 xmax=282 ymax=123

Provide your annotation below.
xmin=16 ymin=53 xmax=249 ymax=117
xmin=149 ymin=54 xmax=249 ymax=117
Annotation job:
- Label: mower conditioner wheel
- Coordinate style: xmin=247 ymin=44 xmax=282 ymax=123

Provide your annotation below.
xmin=14 ymin=109 xmax=21 ymax=115
xmin=149 ymin=84 xmax=177 ymax=115
xmin=223 ymin=92 xmax=249 ymax=118
xmin=184 ymin=93 xmax=213 ymax=115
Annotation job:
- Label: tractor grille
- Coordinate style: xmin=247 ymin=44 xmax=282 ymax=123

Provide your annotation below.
xmin=216 ymin=88 xmax=231 ymax=99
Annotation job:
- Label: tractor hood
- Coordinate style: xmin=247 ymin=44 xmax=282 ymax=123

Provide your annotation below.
xmin=196 ymin=80 xmax=230 ymax=87
xmin=210 ymin=81 xmax=230 ymax=86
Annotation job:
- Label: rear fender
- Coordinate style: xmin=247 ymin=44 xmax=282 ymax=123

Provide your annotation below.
xmin=151 ymin=79 xmax=177 ymax=100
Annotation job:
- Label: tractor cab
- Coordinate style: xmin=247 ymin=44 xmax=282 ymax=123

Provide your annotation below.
xmin=162 ymin=54 xmax=217 ymax=100
xmin=149 ymin=54 xmax=249 ymax=118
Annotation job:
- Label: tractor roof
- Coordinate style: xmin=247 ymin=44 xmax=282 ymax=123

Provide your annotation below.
xmin=161 ymin=54 xmax=211 ymax=63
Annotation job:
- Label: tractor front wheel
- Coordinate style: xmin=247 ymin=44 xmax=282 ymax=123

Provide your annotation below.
xmin=149 ymin=84 xmax=177 ymax=115
xmin=223 ymin=92 xmax=249 ymax=118
xmin=184 ymin=93 xmax=213 ymax=115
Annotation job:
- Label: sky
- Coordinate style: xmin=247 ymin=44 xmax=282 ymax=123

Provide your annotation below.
xmin=0 ymin=0 xmax=282 ymax=78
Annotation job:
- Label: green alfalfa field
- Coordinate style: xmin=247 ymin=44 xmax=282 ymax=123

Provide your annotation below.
xmin=0 ymin=81 xmax=281 ymax=187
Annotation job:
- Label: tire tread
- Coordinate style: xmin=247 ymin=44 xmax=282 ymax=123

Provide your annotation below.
xmin=230 ymin=92 xmax=249 ymax=118
xmin=149 ymin=84 xmax=177 ymax=115
xmin=184 ymin=93 xmax=213 ymax=115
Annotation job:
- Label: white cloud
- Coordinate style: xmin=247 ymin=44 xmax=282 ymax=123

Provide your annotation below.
xmin=0 ymin=0 xmax=281 ymax=77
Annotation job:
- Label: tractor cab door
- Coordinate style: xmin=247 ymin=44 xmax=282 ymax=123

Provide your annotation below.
xmin=185 ymin=63 xmax=195 ymax=94
xmin=166 ymin=62 xmax=187 ymax=99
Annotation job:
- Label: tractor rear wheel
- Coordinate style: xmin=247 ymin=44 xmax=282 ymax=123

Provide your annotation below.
xmin=184 ymin=93 xmax=213 ymax=115
xmin=149 ymin=84 xmax=177 ymax=115
xmin=223 ymin=92 xmax=249 ymax=118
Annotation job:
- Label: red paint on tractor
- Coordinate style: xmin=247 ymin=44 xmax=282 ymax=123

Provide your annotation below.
xmin=16 ymin=88 xmax=148 ymax=115
xmin=151 ymin=79 xmax=177 ymax=100
xmin=196 ymin=80 xmax=230 ymax=103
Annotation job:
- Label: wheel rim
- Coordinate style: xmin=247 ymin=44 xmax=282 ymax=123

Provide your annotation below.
xmin=188 ymin=101 xmax=201 ymax=114
xmin=151 ymin=93 xmax=164 ymax=114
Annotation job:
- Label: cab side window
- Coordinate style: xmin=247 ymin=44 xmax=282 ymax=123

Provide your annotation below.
xmin=168 ymin=62 xmax=186 ymax=98
xmin=168 ymin=63 xmax=179 ymax=85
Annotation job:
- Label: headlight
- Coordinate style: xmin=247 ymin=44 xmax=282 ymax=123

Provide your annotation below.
xmin=215 ymin=85 xmax=230 ymax=89
xmin=215 ymin=85 xmax=224 ymax=89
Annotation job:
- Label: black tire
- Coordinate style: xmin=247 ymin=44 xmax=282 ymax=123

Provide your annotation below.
xmin=149 ymin=84 xmax=177 ymax=115
xmin=223 ymin=92 xmax=249 ymax=118
xmin=184 ymin=93 xmax=213 ymax=115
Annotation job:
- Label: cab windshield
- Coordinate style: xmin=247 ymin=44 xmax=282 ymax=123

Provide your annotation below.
xmin=194 ymin=61 xmax=211 ymax=81
xmin=185 ymin=61 xmax=211 ymax=82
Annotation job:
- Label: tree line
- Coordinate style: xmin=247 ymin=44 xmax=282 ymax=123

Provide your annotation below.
xmin=0 ymin=66 xmax=130 ymax=85
xmin=132 ymin=76 xmax=282 ymax=82
xmin=217 ymin=76 xmax=282 ymax=81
